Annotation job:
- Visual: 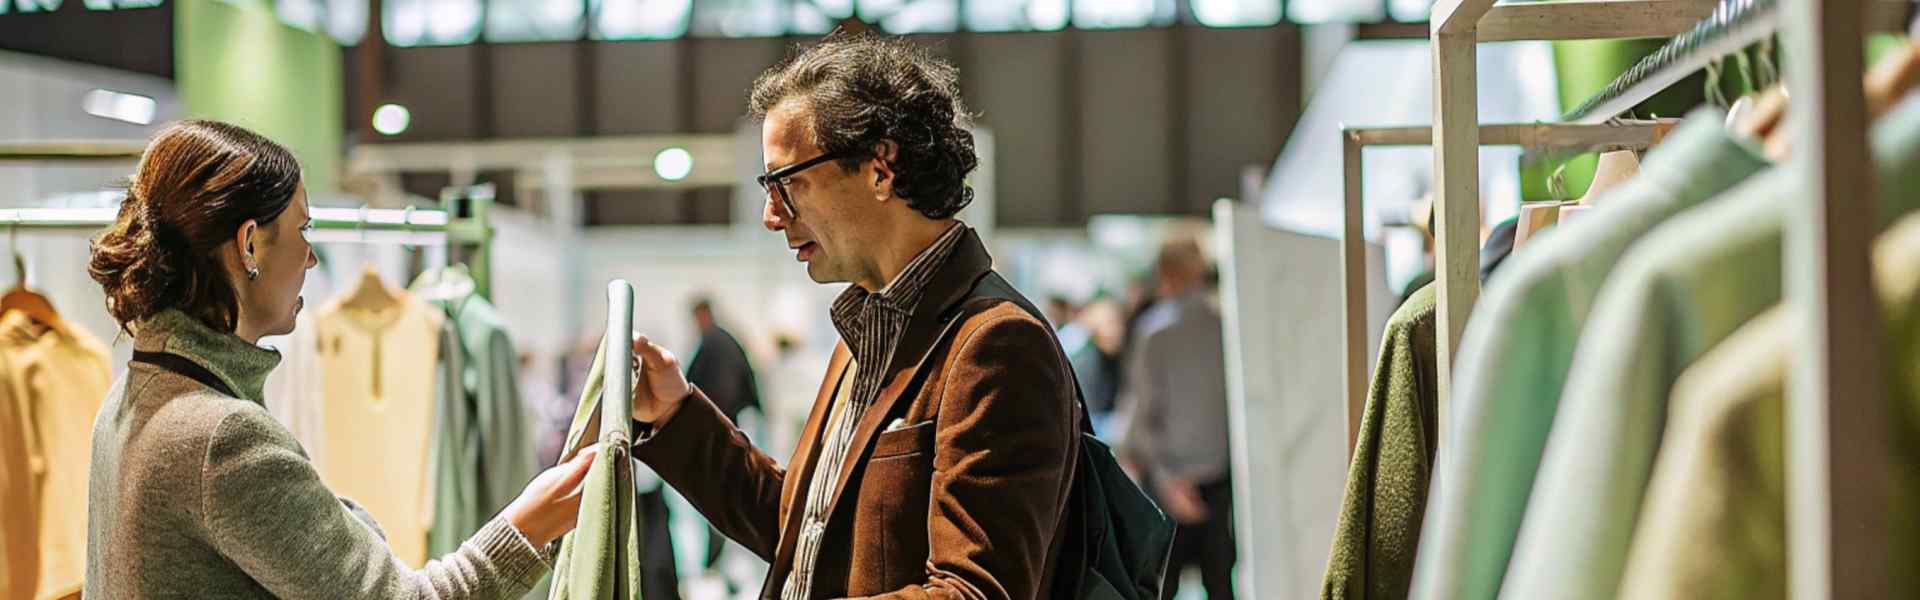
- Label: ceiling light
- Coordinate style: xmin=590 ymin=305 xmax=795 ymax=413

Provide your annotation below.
xmin=372 ymin=104 xmax=411 ymax=136
xmin=82 ymin=89 xmax=156 ymax=125
xmin=654 ymin=147 xmax=693 ymax=181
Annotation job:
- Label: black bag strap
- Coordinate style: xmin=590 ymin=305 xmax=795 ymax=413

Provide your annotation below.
xmin=131 ymin=350 xmax=237 ymax=398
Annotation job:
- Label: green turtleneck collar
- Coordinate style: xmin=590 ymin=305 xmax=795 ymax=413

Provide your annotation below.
xmin=137 ymin=309 xmax=281 ymax=404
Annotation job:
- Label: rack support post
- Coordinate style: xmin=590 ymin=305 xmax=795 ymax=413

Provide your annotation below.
xmin=1783 ymin=0 xmax=1888 ymax=597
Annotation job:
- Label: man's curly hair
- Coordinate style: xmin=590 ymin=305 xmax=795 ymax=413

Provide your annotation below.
xmin=749 ymin=31 xmax=979 ymax=220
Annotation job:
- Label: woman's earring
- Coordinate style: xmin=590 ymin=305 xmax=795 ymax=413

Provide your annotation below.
xmin=246 ymin=265 xmax=260 ymax=281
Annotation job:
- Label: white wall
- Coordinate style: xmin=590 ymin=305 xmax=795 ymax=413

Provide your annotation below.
xmin=0 ymin=51 xmax=179 ymax=359
xmin=0 ymin=50 xmax=179 ymax=206
xmin=1217 ymin=200 xmax=1395 ymax=600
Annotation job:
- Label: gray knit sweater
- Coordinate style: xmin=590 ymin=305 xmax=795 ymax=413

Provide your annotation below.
xmin=84 ymin=309 xmax=551 ymax=599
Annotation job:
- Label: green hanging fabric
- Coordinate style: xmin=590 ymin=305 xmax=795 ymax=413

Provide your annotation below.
xmin=548 ymin=339 xmax=644 ymax=599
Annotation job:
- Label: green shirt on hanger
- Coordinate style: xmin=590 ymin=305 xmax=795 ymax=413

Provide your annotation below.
xmin=1322 ymin=282 xmax=1439 ymax=600
xmin=1408 ymin=111 xmax=1769 ymax=600
xmin=547 ymin=342 xmax=644 ymax=600
xmin=1615 ymin=211 xmax=1920 ymax=600
xmin=1497 ymin=95 xmax=1920 ymax=600
xmin=414 ymin=267 xmax=539 ymax=563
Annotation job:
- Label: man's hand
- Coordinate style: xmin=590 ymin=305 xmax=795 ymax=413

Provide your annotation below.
xmin=631 ymin=334 xmax=692 ymax=424
xmin=1156 ymin=477 xmax=1211 ymax=525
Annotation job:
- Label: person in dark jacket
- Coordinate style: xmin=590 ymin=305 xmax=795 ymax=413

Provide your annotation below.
xmin=683 ymin=296 xmax=762 ymax=578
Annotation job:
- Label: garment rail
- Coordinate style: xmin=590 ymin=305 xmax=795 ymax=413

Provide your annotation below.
xmin=1337 ymin=119 xmax=1676 ymax=455
xmin=0 ymin=187 xmax=498 ymax=300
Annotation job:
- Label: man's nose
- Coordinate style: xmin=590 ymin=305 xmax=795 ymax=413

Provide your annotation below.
xmin=762 ymin=197 xmax=787 ymax=232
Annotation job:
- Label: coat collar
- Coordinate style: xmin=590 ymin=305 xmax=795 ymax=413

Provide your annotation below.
xmin=133 ymin=309 xmax=281 ymax=404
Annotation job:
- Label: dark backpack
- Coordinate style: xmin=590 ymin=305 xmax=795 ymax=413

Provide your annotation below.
xmin=957 ymin=272 xmax=1177 ymax=600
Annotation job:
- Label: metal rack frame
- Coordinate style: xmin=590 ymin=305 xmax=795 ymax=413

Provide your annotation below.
xmin=1423 ymin=0 xmax=1897 ymax=594
xmin=0 ymin=187 xmax=498 ymax=300
xmin=1337 ymin=120 xmax=1675 ymax=454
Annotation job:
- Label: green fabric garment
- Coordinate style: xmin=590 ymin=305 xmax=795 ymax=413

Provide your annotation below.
xmin=415 ymin=267 xmax=539 ymax=562
xmin=1616 ymin=213 xmax=1920 ymax=600
xmin=1497 ymin=96 xmax=1920 ymax=600
xmin=1323 ymin=283 xmax=1438 ymax=600
xmin=548 ymin=342 xmax=644 ymax=600
xmin=1408 ymin=111 xmax=1769 ymax=600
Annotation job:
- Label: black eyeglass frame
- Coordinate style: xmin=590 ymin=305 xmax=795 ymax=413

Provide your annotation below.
xmin=755 ymin=149 xmax=859 ymax=218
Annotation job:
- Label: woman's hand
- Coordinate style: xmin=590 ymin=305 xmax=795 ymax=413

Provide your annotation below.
xmin=630 ymin=335 xmax=691 ymax=425
xmin=501 ymin=445 xmax=599 ymax=547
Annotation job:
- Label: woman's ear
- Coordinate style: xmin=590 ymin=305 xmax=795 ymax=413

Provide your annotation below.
xmin=235 ymin=220 xmax=260 ymax=269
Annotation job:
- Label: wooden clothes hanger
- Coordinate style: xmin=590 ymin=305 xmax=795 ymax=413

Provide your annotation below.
xmin=1751 ymin=40 xmax=1920 ymax=159
xmin=338 ymin=212 xmax=404 ymax=313
xmin=0 ymin=224 xmax=59 ymax=328
xmin=341 ymin=262 xmax=404 ymax=313
xmin=1575 ymin=150 xmax=1642 ymax=206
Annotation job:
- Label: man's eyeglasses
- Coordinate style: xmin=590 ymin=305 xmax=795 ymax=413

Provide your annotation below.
xmin=756 ymin=149 xmax=856 ymax=218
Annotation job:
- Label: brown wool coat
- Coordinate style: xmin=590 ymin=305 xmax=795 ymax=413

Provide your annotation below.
xmin=635 ymin=231 xmax=1080 ymax=600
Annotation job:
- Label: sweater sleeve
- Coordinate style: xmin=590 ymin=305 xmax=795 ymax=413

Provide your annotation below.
xmin=200 ymin=405 xmax=550 ymax=600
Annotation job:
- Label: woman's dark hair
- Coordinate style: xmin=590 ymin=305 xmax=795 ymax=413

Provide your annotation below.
xmin=89 ymin=120 xmax=302 ymax=334
xmin=749 ymin=30 xmax=978 ymax=220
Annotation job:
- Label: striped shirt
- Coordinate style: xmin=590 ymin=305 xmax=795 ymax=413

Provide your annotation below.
xmin=780 ymin=223 xmax=966 ymax=600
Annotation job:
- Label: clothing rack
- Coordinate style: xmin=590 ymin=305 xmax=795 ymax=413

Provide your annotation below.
xmin=1563 ymin=0 xmax=1918 ymax=124
xmin=1426 ymin=0 xmax=1893 ymax=594
xmin=0 ymin=140 xmax=147 ymax=161
xmin=0 ymin=187 xmax=498 ymax=300
xmin=1337 ymin=120 xmax=1676 ymax=455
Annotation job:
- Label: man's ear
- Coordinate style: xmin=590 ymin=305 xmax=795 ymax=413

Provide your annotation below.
xmin=870 ymin=139 xmax=900 ymax=202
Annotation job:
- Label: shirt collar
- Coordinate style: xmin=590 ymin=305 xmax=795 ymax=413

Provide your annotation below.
xmin=829 ymin=222 xmax=967 ymax=342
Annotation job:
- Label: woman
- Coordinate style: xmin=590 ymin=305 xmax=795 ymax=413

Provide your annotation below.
xmin=84 ymin=120 xmax=597 ymax=598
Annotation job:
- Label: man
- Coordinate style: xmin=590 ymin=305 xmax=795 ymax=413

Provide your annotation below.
xmin=1112 ymin=238 xmax=1235 ymax=600
xmin=625 ymin=32 xmax=1080 ymax=600
xmin=684 ymin=297 xmax=761 ymax=426
xmin=682 ymin=296 xmax=761 ymax=577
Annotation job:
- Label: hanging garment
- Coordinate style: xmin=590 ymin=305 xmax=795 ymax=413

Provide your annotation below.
xmin=1408 ymin=111 xmax=1769 ymax=600
xmin=1614 ymin=212 xmax=1920 ymax=600
xmin=263 ymin=311 xmax=327 ymax=472
xmin=1322 ymin=283 xmax=1438 ymax=600
xmin=413 ymin=268 xmax=539 ymax=561
xmin=0 ymin=312 xmax=109 ymax=600
xmin=1478 ymin=217 xmax=1518 ymax=283
xmin=1497 ymin=95 xmax=1920 ymax=600
xmin=313 ymin=293 xmax=446 ymax=568
xmin=547 ymin=344 xmax=644 ymax=600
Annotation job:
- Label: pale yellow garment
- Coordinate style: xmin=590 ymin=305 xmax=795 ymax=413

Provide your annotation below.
xmin=1618 ymin=212 xmax=1920 ymax=600
xmin=313 ymin=295 xmax=444 ymax=568
xmin=0 ymin=311 xmax=110 ymax=600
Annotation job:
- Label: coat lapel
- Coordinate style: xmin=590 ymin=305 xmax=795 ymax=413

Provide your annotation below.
xmin=814 ymin=230 xmax=995 ymax=532
xmin=766 ymin=343 xmax=850 ymax=597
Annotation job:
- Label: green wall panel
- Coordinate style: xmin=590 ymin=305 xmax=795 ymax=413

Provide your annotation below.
xmin=175 ymin=0 xmax=343 ymax=193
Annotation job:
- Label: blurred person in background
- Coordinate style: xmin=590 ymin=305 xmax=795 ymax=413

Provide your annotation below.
xmin=1057 ymin=294 xmax=1124 ymax=432
xmin=683 ymin=295 xmax=762 ymax=589
xmin=1045 ymin=294 xmax=1077 ymax=329
xmin=1112 ymin=237 xmax=1236 ymax=600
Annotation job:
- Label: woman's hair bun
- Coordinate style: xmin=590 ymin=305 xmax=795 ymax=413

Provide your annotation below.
xmin=88 ymin=120 xmax=301 ymax=334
